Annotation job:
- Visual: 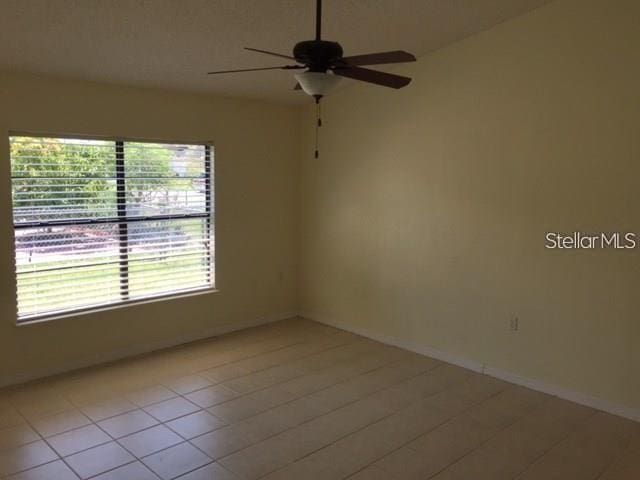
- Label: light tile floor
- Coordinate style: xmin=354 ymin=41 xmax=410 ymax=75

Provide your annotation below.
xmin=0 ymin=318 xmax=637 ymax=480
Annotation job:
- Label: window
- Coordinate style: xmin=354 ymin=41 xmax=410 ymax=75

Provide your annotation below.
xmin=10 ymin=135 xmax=214 ymax=323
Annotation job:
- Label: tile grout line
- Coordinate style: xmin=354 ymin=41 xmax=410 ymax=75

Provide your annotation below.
xmin=166 ymin=334 xmax=339 ymax=383
xmin=181 ymin=338 xmax=387 ymax=414
xmin=40 ymin=330 xmax=354 ymax=426
xmin=0 ymin=329 xmax=467 ymax=479
xmin=109 ymin=326 xmax=357 ymax=479
xmin=594 ymin=434 xmax=640 ymax=480
xmin=6 ymin=321 xmax=632 ymax=480
xmin=36 ymin=320 xmax=329 ymax=404
xmin=217 ymin=361 xmax=458 ymax=479
xmin=428 ymin=404 xmax=598 ymax=480
xmin=136 ymin=441 xmax=214 ymax=480
xmin=110 ymin=347 xmax=420 ymax=468
xmin=24 ymin=339 xmax=395 ymax=477
xmin=259 ymin=370 xmax=505 ymax=480
xmin=342 ymin=383 xmax=526 ymax=480
xmin=348 ymin=392 xmax=557 ymax=480
xmin=511 ymin=409 xmax=628 ymax=480
xmin=0 ymin=321 xmax=322 ymax=478
xmin=0 ymin=319 xmax=331 ymax=407
xmin=61 ymin=336 xmax=315 ymax=406
xmin=0 ymin=336 xmax=384 ymax=478
xmin=193 ymin=336 xmax=373 ymax=392
xmin=13 ymin=410 xmax=83 ymax=480
xmin=0 ymin=331 xmax=308 ymax=478
xmin=78 ymin=325 xmax=355 ymax=399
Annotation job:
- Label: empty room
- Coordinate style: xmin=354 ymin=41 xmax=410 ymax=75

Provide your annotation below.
xmin=0 ymin=0 xmax=638 ymax=479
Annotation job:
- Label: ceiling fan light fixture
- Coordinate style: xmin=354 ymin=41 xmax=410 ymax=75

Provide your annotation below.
xmin=294 ymin=71 xmax=341 ymax=98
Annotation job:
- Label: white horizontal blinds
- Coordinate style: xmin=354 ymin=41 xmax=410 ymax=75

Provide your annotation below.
xmin=127 ymin=218 xmax=211 ymax=299
xmin=16 ymin=223 xmax=122 ymax=315
xmin=123 ymin=143 xmax=211 ymax=300
xmin=11 ymin=138 xmax=117 ymax=222
xmin=124 ymin=143 xmax=208 ymax=216
xmin=10 ymin=136 xmax=213 ymax=321
xmin=12 ymin=137 xmax=121 ymax=318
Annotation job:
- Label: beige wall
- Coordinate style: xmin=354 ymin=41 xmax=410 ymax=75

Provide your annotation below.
xmin=0 ymin=73 xmax=299 ymax=384
xmin=299 ymin=0 xmax=640 ymax=411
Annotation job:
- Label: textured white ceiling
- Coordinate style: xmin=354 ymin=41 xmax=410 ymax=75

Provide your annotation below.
xmin=0 ymin=0 xmax=552 ymax=104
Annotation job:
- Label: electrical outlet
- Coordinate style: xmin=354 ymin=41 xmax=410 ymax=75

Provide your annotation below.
xmin=510 ymin=317 xmax=519 ymax=332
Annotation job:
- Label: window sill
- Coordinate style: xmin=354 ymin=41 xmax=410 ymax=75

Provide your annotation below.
xmin=15 ymin=287 xmax=219 ymax=327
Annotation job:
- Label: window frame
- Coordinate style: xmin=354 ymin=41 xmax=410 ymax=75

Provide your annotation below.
xmin=9 ymin=132 xmax=217 ymax=325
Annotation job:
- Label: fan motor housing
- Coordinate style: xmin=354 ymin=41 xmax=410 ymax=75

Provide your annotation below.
xmin=294 ymin=40 xmax=343 ymax=72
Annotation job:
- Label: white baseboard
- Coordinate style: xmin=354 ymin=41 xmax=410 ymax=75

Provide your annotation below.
xmin=484 ymin=366 xmax=640 ymax=423
xmin=0 ymin=311 xmax=297 ymax=389
xmin=301 ymin=312 xmax=640 ymax=423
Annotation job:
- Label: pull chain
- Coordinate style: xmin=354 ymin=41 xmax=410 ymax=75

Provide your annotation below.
xmin=314 ymin=96 xmax=322 ymax=158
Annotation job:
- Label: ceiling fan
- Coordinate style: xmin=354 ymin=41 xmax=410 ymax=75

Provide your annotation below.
xmin=207 ymin=0 xmax=417 ymax=102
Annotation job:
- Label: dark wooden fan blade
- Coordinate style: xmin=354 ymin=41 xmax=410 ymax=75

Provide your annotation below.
xmin=340 ymin=50 xmax=416 ymax=66
xmin=208 ymin=65 xmax=301 ymax=74
xmin=332 ymin=66 xmax=411 ymax=89
xmin=245 ymin=47 xmax=296 ymax=60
